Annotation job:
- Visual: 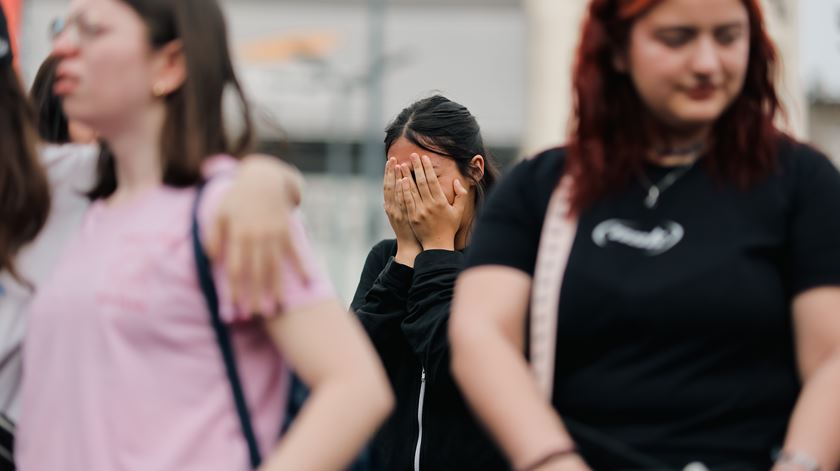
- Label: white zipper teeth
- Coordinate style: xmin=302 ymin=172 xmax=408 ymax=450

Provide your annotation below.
xmin=413 ymin=368 xmax=426 ymax=471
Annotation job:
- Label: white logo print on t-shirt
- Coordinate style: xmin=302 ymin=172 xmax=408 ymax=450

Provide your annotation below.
xmin=592 ymin=219 xmax=684 ymax=255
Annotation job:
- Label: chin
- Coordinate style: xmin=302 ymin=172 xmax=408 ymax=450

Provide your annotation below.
xmin=61 ymin=99 xmax=88 ymax=122
xmin=675 ymin=97 xmax=731 ymax=121
xmin=668 ymin=109 xmax=727 ymax=129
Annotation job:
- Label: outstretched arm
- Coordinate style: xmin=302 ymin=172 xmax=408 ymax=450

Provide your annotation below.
xmin=449 ymin=267 xmax=589 ymax=471
xmin=260 ymin=299 xmax=394 ymax=471
xmin=778 ymin=287 xmax=840 ymax=471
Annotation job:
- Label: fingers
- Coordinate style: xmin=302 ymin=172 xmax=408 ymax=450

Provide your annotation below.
xmin=227 ymin=225 xmax=310 ymax=316
xmin=267 ymin=241 xmax=285 ymax=308
xmin=248 ymin=236 xmax=270 ymax=315
xmin=410 ymin=153 xmax=434 ymax=202
xmin=383 ymin=157 xmax=395 ymax=207
xmin=400 ymin=163 xmax=422 ymax=211
xmin=421 ymin=155 xmax=446 ymax=201
xmin=391 ymin=159 xmax=403 ymax=210
xmin=395 ymin=170 xmax=407 ymax=213
xmin=225 ymin=228 xmax=249 ymax=313
xmin=284 ymin=234 xmax=310 ymax=287
xmin=400 ymin=172 xmax=419 ymax=221
xmin=452 ymin=178 xmax=470 ymax=213
xmin=206 ymin=213 xmax=226 ymax=261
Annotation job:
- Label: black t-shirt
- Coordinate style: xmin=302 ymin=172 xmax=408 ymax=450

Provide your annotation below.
xmin=464 ymin=140 xmax=840 ymax=470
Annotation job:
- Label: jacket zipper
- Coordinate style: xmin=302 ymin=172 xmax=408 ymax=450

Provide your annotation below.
xmin=413 ymin=367 xmax=427 ymax=471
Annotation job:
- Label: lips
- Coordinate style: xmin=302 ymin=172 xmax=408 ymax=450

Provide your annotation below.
xmin=685 ymin=85 xmax=717 ymax=100
xmin=53 ymin=68 xmax=79 ymax=96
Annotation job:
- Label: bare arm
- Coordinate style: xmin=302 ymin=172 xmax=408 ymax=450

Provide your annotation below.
xmin=449 ymin=266 xmax=588 ymax=471
xmin=778 ymin=287 xmax=840 ymax=471
xmin=259 ymin=299 xmax=394 ymax=471
xmin=208 ymin=154 xmax=306 ymax=315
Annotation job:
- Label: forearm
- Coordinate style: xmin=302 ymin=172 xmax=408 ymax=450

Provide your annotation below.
xmin=450 ymin=322 xmax=575 ymax=469
xmin=781 ymin=350 xmax=840 ymax=471
xmin=353 ymin=261 xmax=411 ymax=323
xmin=403 ymin=250 xmax=461 ymax=369
xmin=260 ymin=372 xmax=393 ymax=471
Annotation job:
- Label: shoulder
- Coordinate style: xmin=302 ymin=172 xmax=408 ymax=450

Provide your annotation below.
xmin=529 ymin=146 xmax=568 ymax=168
xmin=776 ymin=136 xmax=837 ymax=178
xmin=39 ymin=143 xmax=99 ymax=167
xmin=39 ymin=143 xmax=99 ymax=193
xmin=485 ymin=146 xmax=566 ymax=214
xmin=509 ymin=147 xmax=567 ymax=183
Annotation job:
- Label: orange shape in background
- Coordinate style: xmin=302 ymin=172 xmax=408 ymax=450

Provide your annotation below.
xmin=239 ymin=31 xmax=338 ymax=64
xmin=0 ymin=0 xmax=21 ymax=68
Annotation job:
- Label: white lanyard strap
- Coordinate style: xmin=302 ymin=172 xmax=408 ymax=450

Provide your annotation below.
xmin=529 ymin=175 xmax=577 ymax=400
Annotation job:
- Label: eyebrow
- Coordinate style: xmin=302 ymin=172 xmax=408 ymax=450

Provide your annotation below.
xmin=654 ymin=21 xmax=745 ymax=32
xmin=715 ymin=22 xmax=746 ymax=31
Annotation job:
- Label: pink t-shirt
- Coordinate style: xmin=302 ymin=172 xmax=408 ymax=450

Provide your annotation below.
xmin=17 ymin=159 xmax=333 ymax=471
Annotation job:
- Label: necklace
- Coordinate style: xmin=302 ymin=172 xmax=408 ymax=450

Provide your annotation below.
xmin=638 ymin=161 xmax=697 ymax=209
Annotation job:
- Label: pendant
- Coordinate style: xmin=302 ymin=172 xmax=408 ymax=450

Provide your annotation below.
xmin=644 ymin=186 xmax=660 ymax=208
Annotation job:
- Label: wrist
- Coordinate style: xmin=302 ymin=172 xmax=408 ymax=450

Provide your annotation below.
xmin=241 ymin=154 xmax=302 ymax=206
xmin=420 ymin=236 xmax=456 ymax=251
xmin=773 ymin=449 xmax=823 ymax=471
xmin=395 ymin=241 xmax=421 ymax=267
xmin=517 ymin=444 xmax=579 ymax=471
xmin=422 ymin=245 xmax=455 ymax=251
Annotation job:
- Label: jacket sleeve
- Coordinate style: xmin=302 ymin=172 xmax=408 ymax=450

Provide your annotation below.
xmin=402 ymin=249 xmax=464 ymax=383
xmin=350 ymin=241 xmax=414 ymax=360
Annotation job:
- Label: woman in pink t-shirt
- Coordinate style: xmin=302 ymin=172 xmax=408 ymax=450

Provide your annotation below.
xmin=17 ymin=0 xmax=393 ymax=470
xmin=0 ymin=4 xmax=317 ymax=468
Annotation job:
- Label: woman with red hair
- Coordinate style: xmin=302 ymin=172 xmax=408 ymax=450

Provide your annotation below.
xmin=450 ymin=0 xmax=840 ymax=470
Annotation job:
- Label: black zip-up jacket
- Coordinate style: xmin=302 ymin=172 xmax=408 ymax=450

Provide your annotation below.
xmin=351 ymin=239 xmax=507 ymax=471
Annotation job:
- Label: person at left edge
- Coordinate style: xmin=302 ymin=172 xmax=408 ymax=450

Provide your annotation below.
xmin=0 ymin=10 xmax=308 ymax=462
xmin=15 ymin=0 xmax=393 ymax=470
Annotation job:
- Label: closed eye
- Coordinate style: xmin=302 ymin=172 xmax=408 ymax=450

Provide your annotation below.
xmin=714 ymin=24 xmax=745 ymax=45
xmin=655 ymin=27 xmax=696 ymax=48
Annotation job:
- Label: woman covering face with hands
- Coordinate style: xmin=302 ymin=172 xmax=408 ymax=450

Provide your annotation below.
xmin=385 ymin=151 xmax=471 ymax=263
xmin=351 ymin=95 xmax=506 ymax=471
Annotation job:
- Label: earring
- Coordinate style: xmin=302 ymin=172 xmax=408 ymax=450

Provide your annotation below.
xmin=152 ymin=83 xmax=167 ymax=97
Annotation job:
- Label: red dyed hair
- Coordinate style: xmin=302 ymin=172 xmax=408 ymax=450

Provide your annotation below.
xmin=566 ymin=0 xmax=782 ymax=213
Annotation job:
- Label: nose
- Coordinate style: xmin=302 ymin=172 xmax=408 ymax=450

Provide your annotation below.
xmin=51 ymin=28 xmax=79 ymax=60
xmin=689 ymin=35 xmax=722 ymax=78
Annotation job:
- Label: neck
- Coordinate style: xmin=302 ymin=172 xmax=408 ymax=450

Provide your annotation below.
xmin=100 ymin=104 xmax=167 ymax=204
xmin=649 ymin=125 xmax=711 ymax=167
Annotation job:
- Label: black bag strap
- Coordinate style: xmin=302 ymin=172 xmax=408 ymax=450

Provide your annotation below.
xmin=191 ymin=182 xmax=262 ymax=469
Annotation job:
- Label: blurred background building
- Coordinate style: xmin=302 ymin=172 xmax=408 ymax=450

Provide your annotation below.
xmin=14 ymin=0 xmax=840 ymax=302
